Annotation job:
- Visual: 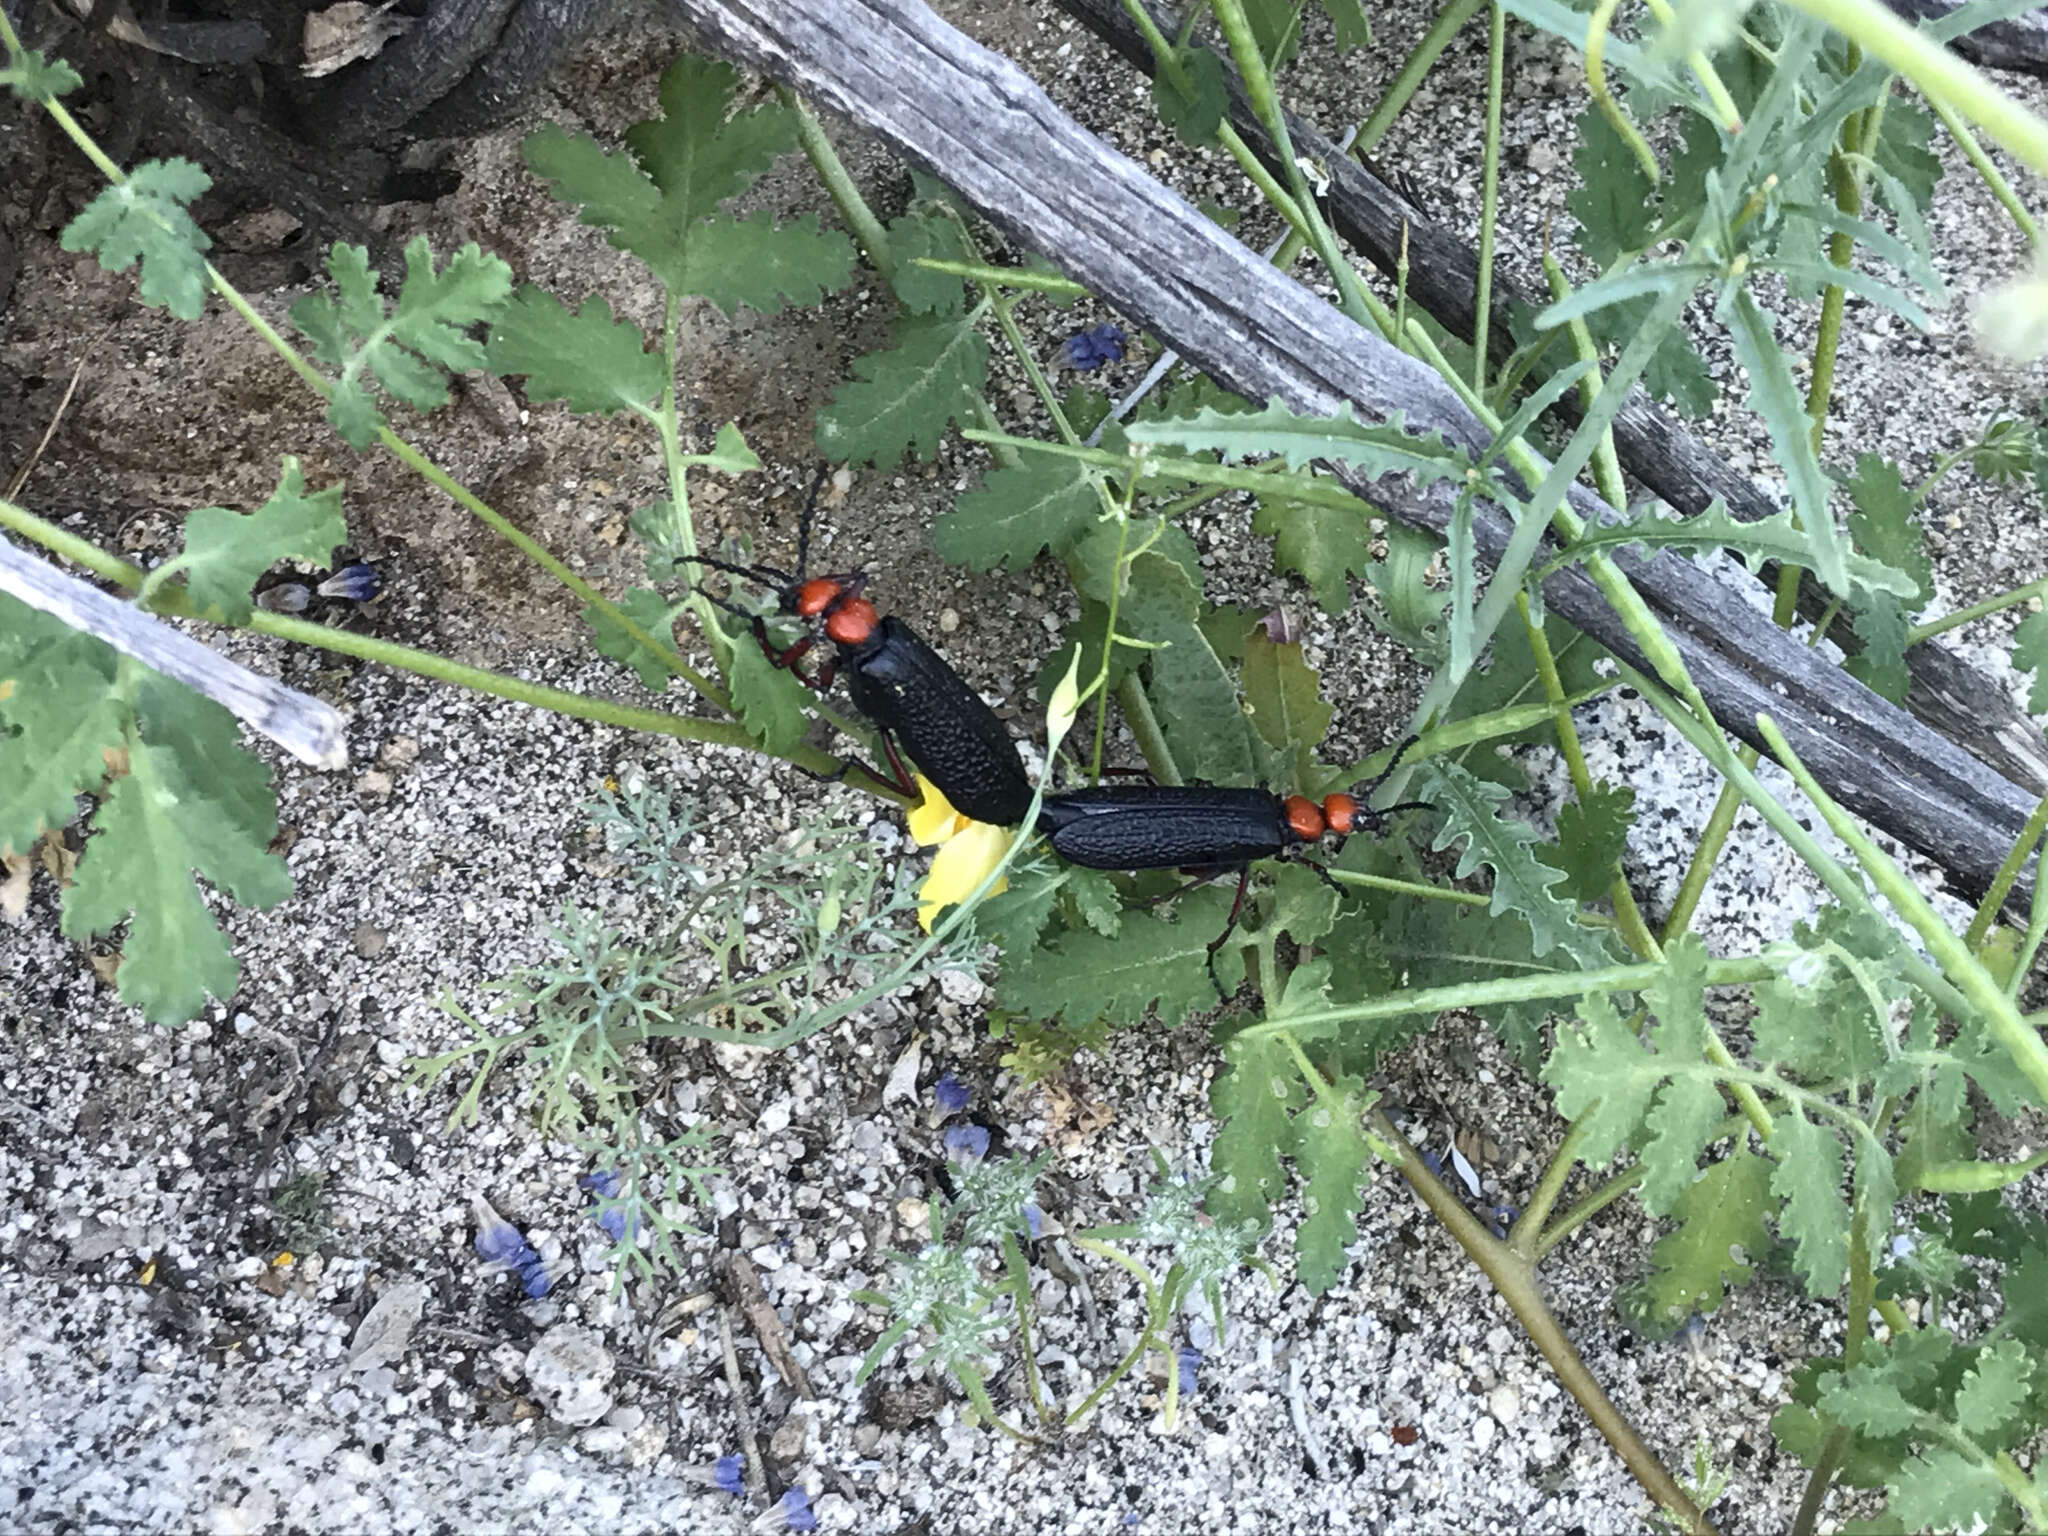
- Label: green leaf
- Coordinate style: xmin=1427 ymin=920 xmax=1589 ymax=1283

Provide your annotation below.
xmin=693 ymin=421 xmax=762 ymax=475
xmin=1294 ymin=1072 xmax=1375 ymax=1296
xmin=1568 ymin=107 xmax=1657 ymax=268
xmin=1725 ymin=289 xmax=1849 ymax=597
xmin=292 ymin=238 xmax=512 ymax=448
xmin=179 ymin=458 xmax=347 ymax=625
xmin=583 ymin=587 xmax=677 ymax=691
xmin=1771 ymin=1111 xmax=1850 ymax=1296
xmin=59 ymin=677 xmax=292 ymax=1024
xmin=2000 ymin=1243 xmax=2048 ymax=1346
xmin=1321 ymin=0 xmax=1371 ymax=48
xmin=1537 ymin=780 xmax=1634 ymax=902
xmin=1423 ymin=760 xmax=1606 ymax=967
xmin=888 ymin=211 xmax=974 ymax=315
xmin=523 ymin=57 xmax=854 ymax=316
xmin=1543 ymin=991 xmax=1660 ymax=1166
xmin=1208 ymin=1028 xmax=1306 ymax=1233
xmin=1546 ymin=497 xmax=1920 ymax=605
xmin=0 ymin=597 xmax=122 ymax=852
xmin=1871 ymin=98 xmax=1943 ymax=216
xmin=1578 ymin=294 xmax=1717 ymax=417
xmin=1153 ymin=46 xmax=1228 ymax=147
xmin=998 ymin=884 xmax=1244 ymax=1029
xmin=1621 ymin=1148 xmax=1773 ymax=1336
xmin=2014 ymin=606 xmax=2048 ymax=714
xmin=1886 ymin=1451 xmax=2008 ymax=1533
xmin=935 ymin=456 xmax=1099 ymax=570
xmin=1845 ymin=457 xmax=1930 ymax=609
xmin=1126 ymin=401 xmax=1474 ymax=490
xmin=1241 ymin=634 xmax=1331 ymax=787
xmin=1241 ymin=0 xmax=1303 ymax=67
xmin=1120 ymin=546 xmax=1256 ymax=784
xmin=815 ymin=311 xmax=989 ymax=467
xmin=1253 ymin=489 xmax=1371 ymax=613
xmin=1063 ymin=867 xmax=1125 ymax=938
xmin=681 ymin=210 xmax=854 ymax=317
xmin=1846 ymin=592 xmax=1910 ymax=704
xmin=725 ymin=638 xmax=813 ymax=757
xmin=486 ymin=287 xmax=665 ymax=415
xmin=1954 ymin=1339 xmax=2033 ymax=1438
xmin=3 ymin=46 xmax=84 ymax=101
xmin=1753 ymin=906 xmax=1897 ymax=1082
xmin=60 ymin=157 xmax=214 ymax=320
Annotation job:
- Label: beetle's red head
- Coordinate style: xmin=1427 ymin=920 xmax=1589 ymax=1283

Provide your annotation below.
xmin=793 ymin=576 xmax=849 ymax=618
xmin=1322 ymin=793 xmax=1360 ymax=836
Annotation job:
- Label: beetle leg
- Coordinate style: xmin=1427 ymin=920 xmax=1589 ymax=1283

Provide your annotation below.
xmin=1203 ymin=864 xmax=1254 ymax=1004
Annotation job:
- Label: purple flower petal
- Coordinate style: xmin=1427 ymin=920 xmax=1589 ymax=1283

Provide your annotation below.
xmin=943 ymin=1124 xmax=990 ymax=1163
xmin=933 ymin=1072 xmax=971 ymax=1115
xmin=779 ymin=1487 xmax=817 ymax=1532
xmin=317 ymin=562 xmax=381 ymax=601
xmin=470 ymin=1193 xmax=537 ymax=1267
xmin=1176 ymin=1343 xmax=1201 ymax=1394
xmin=1058 ymin=323 xmax=1126 ymax=371
xmin=714 ymin=1453 xmax=745 ymax=1495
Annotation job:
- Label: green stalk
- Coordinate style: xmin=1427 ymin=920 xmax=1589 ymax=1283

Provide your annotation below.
xmin=0 ymin=497 xmax=781 ymax=757
xmin=1473 ymin=0 xmax=1506 ymax=392
xmin=1542 ymin=253 xmax=1630 ymax=513
xmin=1237 ymin=954 xmax=1780 ymax=1044
xmin=1908 ymin=573 xmax=2048 ymax=645
xmin=1756 ymin=714 xmax=2048 ymax=1106
xmin=1586 ymin=0 xmax=1663 ymax=186
xmin=1370 ymin=1109 xmax=1717 ymax=1534
xmin=1354 ymin=0 xmax=1487 ymax=154
xmin=1964 ymin=791 xmax=2048 ymax=951
xmin=784 ymin=90 xmax=894 ymax=284
xmin=1920 ymin=91 xmax=2041 ymax=247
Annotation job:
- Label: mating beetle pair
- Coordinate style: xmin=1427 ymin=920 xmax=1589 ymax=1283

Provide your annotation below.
xmin=693 ymin=471 xmax=1428 ymax=995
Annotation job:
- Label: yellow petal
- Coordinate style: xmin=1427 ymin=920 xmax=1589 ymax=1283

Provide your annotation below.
xmin=917 ymin=818 xmax=1010 ymax=932
xmin=907 ymin=775 xmax=970 ymax=847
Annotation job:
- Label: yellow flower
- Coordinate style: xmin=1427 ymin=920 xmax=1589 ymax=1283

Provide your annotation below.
xmin=908 ymin=775 xmax=1009 ymax=933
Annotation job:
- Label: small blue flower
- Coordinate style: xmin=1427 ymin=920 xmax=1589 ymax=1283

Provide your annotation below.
xmin=517 ymin=1257 xmax=554 ymax=1299
xmin=1419 ymin=1148 xmax=1443 ymax=1179
xmin=752 ymin=1487 xmax=816 ymax=1532
xmin=1023 ymin=1203 xmax=1044 ymax=1240
xmin=1058 ymin=323 xmax=1126 ymax=371
xmin=471 ymin=1193 xmax=538 ymax=1267
xmin=943 ymin=1124 xmax=990 ymax=1163
xmin=472 ymin=1193 xmax=552 ymax=1296
xmin=1176 ymin=1343 xmax=1201 ymax=1394
xmin=933 ymin=1072 xmax=971 ymax=1116
xmin=580 ymin=1169 xmax=632 ymax=1242
xmin=318 ymin=562 xmax=381 ymax=602
xmin=714 ymin=1453 xmax=745 ymax=1495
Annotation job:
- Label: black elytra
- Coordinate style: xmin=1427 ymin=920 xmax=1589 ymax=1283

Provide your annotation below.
xmin=841 ymin=613 xmax=1033 ymax=826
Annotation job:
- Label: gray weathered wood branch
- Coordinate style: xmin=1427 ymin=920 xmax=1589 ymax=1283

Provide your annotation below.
xmin=669 ymin=0 xmax=2040 ymax=913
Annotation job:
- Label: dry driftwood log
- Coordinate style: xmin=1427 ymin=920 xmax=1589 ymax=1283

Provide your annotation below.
xmin=1056 ymin=0 xmax=2048 ymax=803
xmin=666 ymin=0 xmax=2041 ymax=914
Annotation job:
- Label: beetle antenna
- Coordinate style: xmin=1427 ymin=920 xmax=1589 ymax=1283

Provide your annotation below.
xmin=685 ymin=550 xmax=795 ymax=587
xmin=1355 ymin=733 xmax=1420 ymax=802
xmin=797 ymin=463 xmax=830 ymax=579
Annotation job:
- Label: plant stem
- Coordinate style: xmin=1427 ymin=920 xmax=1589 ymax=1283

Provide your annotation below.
xmin=1237 ymin=955 xmax=1781 ymax=1043
xmin=1965 ymin=791 xmax=2048 ymax=951
xmin=1371 ymin=1109 xmax=1717 ymax=1535
xmin=785 ymin=90 xmax=895 ymax=284
xmin=1473 ymin=0 xmax=1505 ymax=392
xmin=1509 ymin=1113 xmax=1596 ymax=1260
xmin=1353 ymin=0 xmax=1486 ymax=153
xmin=1908 ymin=573 xmax=2048 ymax=645
xmin=1922 ymin=89 xmax=2041 ymax=247
xmin=1324 ymin=868 xmax=1489 ymax=905
xmin=1534 ymin=1164 xmax=1646 ymax=1260
xmin=0 ymin=498 xmax=787 ymax=756
xmin=1782 ymin=0 xmax=2048 ymax=181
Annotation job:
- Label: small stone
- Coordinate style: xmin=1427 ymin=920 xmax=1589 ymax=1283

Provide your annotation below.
xmin=769 ymin=1413 xmax=809 ymax=1462
xmin=377 ymin=735 xmax=419 ymax=769
xmin=1488 ymin=1384 xmax=1520 ymax=1426
xmin=1472 ymin=1414 xmax=1497 ymax=1451
xmin=352 ymin=923 xmax=388 ymax=959
xmin=938 ymin=608 xmax=960 ymax=634
xmin=355 ymin=769 xmax=393 ymax=803
xmin=524 ymin=1325 xmax=616 ymax=1427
